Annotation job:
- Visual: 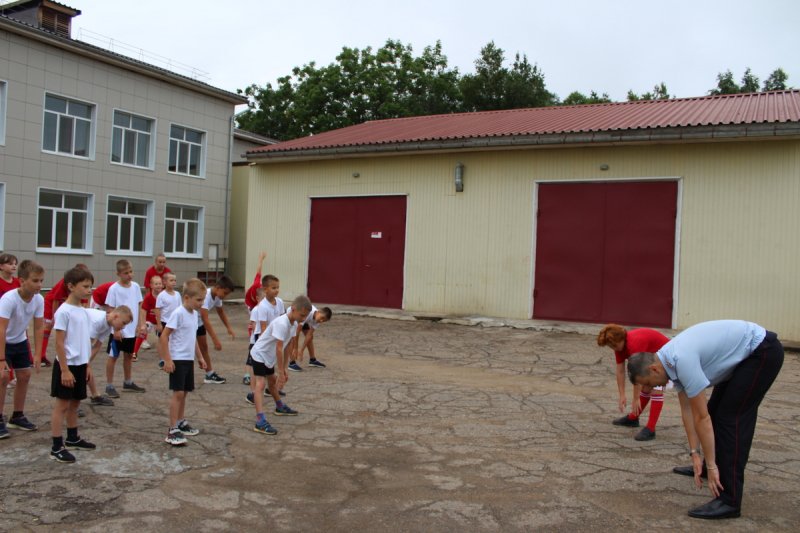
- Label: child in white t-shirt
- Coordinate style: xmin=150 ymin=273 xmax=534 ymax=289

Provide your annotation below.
xmin=0 ymin=260 xmax=45 ymax=438
xmin=104 ymin=259 xmax=144 ymax=397
xmin=287 ymin=305 xmax=332 ymax=371
xmin=197 ymin=275 xmax=236 ymax=384
xmin=83 ymin=306 xmax=133 ymax=407
xmin=160 ymin=278 xmax=208 ymax=446
xmin=248 ymin=295 xmax=311 ymax=435
xmin=49 ymin=267 xmax=95 ymax=463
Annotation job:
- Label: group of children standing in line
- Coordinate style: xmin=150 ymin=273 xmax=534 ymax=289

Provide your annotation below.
xmin=0 ymin=251 xmax=332 ymax=461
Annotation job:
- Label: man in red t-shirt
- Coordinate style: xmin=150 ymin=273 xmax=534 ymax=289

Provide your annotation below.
xmin=143 ymin=253 xmax=171 ymax=290
xmin=597 ymin=324 xmax=670 ymax=441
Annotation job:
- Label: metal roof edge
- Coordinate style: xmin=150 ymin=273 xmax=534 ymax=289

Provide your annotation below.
xmin=0 ymin=15 xmax=246 ymax=104
xmin=246 ymin=123 xmax=800 ymax=162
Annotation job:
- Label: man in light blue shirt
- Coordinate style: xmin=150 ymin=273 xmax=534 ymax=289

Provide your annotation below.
xmin=627 ymin=320 xmax=783 ymax=520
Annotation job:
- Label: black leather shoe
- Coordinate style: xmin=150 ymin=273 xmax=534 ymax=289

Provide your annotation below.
xmin=634 ymin=427 xmax=655 ymax=441
xmin=688 ymin=498 xmax=741 ymax=519
xmin=672 ymin=465 xmax=707 ymax=479
xmin=612 ymin=415 xmax=639 ymax=427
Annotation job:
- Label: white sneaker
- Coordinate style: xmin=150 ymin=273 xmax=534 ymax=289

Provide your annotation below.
xmin=141 ymin=340 xmax=151 ymax=350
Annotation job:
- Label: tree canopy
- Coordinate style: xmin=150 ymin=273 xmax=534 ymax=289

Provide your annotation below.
xmin=236 ymin=41 xmax=792 ymax=141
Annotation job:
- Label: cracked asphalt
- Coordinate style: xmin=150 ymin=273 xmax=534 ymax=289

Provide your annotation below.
xmin=1 ymin=306 xmax=798 ymax=532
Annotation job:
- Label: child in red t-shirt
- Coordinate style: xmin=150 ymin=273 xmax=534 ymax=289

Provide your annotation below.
xmin=133 ymin=275 xmax=163 ymax=360
xmin=597 ymin=324 xmax=670 ymax=441
xmin=244 ymin=251 xmax=267 ymax=312
xmin=0 ymin=254 xmax=21 ymax=295
xmin=91 ymin=281 xmax=115 ymax=310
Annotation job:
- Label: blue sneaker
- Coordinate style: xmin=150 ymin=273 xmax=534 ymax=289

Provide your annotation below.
xmin=245 ymin=392 xmax=255 ymax=405
xmin=8 ymin=415 xmax=37 ymax=431
xmin=308 ymin=359 xmax=326 ymax=368
xmin=288 ymin=362 xmax=303 ymax=372
xmin=264 ymin=388 xmax=287 ymax=397
xmin=0 ymin=417 xmax=9 ymax=439
xmin=253 ymin=420 xmax=277 ymax=435
xmin=274 ymin=404 xmax=298 ymax=416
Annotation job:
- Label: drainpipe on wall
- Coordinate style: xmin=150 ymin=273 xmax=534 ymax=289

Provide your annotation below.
xmin=223 ymin=113 xmax=234 ymax=274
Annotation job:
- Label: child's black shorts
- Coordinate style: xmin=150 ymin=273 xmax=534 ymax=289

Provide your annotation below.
xmin=51 ymin=363 xmax=88 ymax=400
xmin=196 ymin=324 xmax=206 ymax=337
xmin=245 ymin=335 xmax=260 ymax=365
xmin=251 ymin=360 xmax=275 ymax=377
xmin=5 ymin=340 xmax=32 ymax=370
xmin=169 ymin=360 xmax=195 ymax=392
xmin=107 ymin=335 xmax=135 ymax=356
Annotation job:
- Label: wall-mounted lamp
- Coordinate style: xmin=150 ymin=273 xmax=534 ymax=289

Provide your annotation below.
xmin=599 ymin=164 xmax=610 ymax=171
xmin=352 ymin=172 xmax=360 ymax=178
xmin=454 ymin=162 xmax=464 ymax=192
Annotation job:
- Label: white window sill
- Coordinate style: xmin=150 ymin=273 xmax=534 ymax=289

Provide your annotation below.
xmin=36 ymin=248 xmax=93 ymax=255
xmin=110 ymin=160 xmax=155 ymax=172
xmin=105 ymin=250 xmax=152 ymax=257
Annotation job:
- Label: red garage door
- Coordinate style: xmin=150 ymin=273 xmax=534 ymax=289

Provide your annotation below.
xmin=533 ymin=181 xmax=677 ymax=327
xmin=307 ymin=196 xmax=406 ymax=308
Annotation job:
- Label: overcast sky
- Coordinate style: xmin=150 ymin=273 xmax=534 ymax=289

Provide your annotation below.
xmin=59 ymin=0 xmax=800 ymax=106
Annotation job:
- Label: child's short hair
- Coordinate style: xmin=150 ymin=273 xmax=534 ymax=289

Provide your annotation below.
xmin=255 ymin=287 xmax=266 ymax=299
xmin=0 ymin=253 xmax=18 ymax=265
xmin=318 ymin=306 xmax=333 ymax=321
xmin=292 ymin=295 xmax=312 ymax=312
xmin=183 ymin=278 xmax=206 ymax=298
xmin=149 ymin=275 xmax=162 ymax=286
xmin=214 ymin=275 xmax=235 ymax=292
xmin=163 ymin=272 xmax=176 ymax=282
xmin=64 ymin=266 xmax=94 ymax=287
xmin=155 ymin=252 xmax=166 ymax=260
xmin=116 ymin=259 xmax=132 ymax=273
xmin=113 ymin=305 xmax=134 ymax=322
xmin=597 ymin=324 xmax=627 ymax=347
xmin=261 ymin=274 xmax=279 ymax=286
xmin=17 ymin=260 xmax=44 ymax=280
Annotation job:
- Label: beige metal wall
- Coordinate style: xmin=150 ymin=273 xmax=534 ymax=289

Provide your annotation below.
xmin=227 ymin=164 xmax=251 ymax=286
xmin=245 ymin=139 xmax=800 ymax=340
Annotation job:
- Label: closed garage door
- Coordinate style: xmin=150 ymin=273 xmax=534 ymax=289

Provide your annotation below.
xmin=307 ymin=196 xmax=406 ymax=308
xmin=533 ymin=181 xmax=677 ymax=327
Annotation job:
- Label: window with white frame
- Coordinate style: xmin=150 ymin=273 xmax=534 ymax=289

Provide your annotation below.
xmin=106 ymin=197 xmax=152 ymax=254
xmin=0 ymin=80 xmax=7 ymax=145
xmin=168 ymin=124 xmax=205 ymax=177
xmin=111 ymin=110 xmax=155 ymax=169
xmin=164 ymin=203 xmax=203 ymax=257
xmin=42 ymin=93 xmax=95 ymax=158
xmin=37 ymin=189 xmax=93 ymax=252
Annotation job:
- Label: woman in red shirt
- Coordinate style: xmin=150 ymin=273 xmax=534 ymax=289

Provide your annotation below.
xmin=597 ymin=324 xmax=669 ymax=441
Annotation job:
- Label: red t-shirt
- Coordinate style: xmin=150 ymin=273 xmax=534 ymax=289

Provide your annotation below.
xmin=614 ymin=328 xmax=670 ymax=365
xmin=142 ymin=292 xmax=158 ymax=324
xmin=143 ymin=265 xmax=171 ymax=290
xmin=0 ymin=276 xmax=21 ymax=295
xmin=244 ymin=270 xmax=262 ymax=310
xmin=92 ymin=281 xmax=115 ymax=307
xmin=44 ymin=278 xmax=69 ymax=317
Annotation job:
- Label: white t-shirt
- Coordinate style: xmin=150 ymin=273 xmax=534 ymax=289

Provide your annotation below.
xmin=256 ymin=297 xmax=285 ymax=328
xmin=86 ymin=308 xmax=113 ymax=342
xmin=249 ymin=307 xmax=261 ymax=344
xmin=287 ymin=305 xmax=319 ymax=329
xmin=166 ymin=305 xmax=198 ymax=361
xmin=199 ymin=288 xmax=223 ymax=326
xmin=0 ymin=289 xmax=44 ymax=344
xmin=53 ymin=303 xmax=90 ymax=365
xmin=156 ymin=290 xmax=182 ymax=324
xmin=249 ymin=313 xmax=298 ymax=368
xmin=105 ymin=282 xmax=142 ymax=338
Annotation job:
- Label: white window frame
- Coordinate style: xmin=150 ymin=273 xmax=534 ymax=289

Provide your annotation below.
xmin=163 ymin=202 xmax=204 ymax=259
xmin=110 ymin=109 xmax=156 ymax=170
xmin=0 ymin=183 xmax=5 ymax=250
xmin=35 ymin=188 xmax=94 ymax=254
xmin=168 ymin=123 xmax=207 ymax=178
xmin=41 ymin=92 xmax=97 ymax=160
xmin=0 ymin=79 xmax=7 ymax=146
xmin=104 ymin=195 xmax=154 ymax=257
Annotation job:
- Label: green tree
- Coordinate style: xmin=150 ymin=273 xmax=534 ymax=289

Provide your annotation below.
xmin=460 ymin=42 xmax=555 ymax=112
xmin=740 ymin=68 xmax=760 ymax=93
xmin=627 ymin=82 xmax=671 ymax=101
xmin=763 ymin=68 xmax=789 ymax=91
xmin=709 ymin=70 xmax=741 ymax=95
xmin=237 ymin=40 xmax=462 ymax=140
xmin=562 ymin=90 xmax=612 ymax=105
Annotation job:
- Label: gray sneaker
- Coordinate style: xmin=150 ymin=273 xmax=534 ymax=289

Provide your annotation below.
xmin=90 ymin=395 xmax=114 ymax=406
xmin=123 ymin=382 xmax=146 ymax=393
xmin=105 ymin=384 xmax=120 ymax=399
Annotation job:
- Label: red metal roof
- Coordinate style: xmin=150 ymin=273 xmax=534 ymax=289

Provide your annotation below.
xmin=249 ymin=90 xmax=800 ymax=155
